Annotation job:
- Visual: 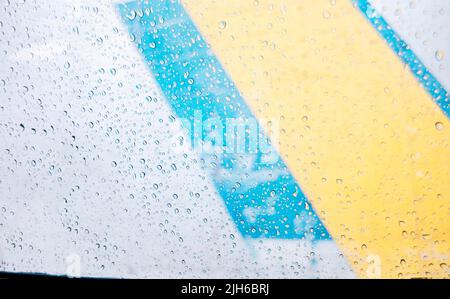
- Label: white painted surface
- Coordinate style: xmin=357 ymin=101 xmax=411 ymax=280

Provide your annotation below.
xmin=370 ymin=0 xmax=450 ymax=91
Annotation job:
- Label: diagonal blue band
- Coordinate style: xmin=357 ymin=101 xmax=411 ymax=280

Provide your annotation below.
xmin=117 ymin=0 xmax=330 ymax=240
xmin=355 ymin=0 xmax=450 ymax=118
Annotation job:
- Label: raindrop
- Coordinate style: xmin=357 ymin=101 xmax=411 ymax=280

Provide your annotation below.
xmin=322 ymin=10 xmax=331 ymax=19
xmin=435 ymin=122 xmax=443 ymax=131
xmin=435 ymin=50 xmax=444 ymax=61
xmin=218 ymin=21 xmax=227 ymax=29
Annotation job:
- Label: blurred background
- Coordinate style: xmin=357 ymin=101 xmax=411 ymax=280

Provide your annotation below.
xmin=0 ymin=0 xmax=448 ymax=278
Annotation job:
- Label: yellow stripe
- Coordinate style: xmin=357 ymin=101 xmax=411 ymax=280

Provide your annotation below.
xmin=182 ymin=0 xmax=450 ymax=278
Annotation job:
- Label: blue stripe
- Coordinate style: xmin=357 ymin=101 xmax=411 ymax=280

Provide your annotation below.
xmin=117 ymin=0 xmax=330 ymax=240
xmin=355 ymin=0 xmax=450 ymax=118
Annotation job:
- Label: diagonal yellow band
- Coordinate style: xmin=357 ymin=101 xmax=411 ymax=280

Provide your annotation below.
xmin=182 ymin=0 xmax=449 ymax=278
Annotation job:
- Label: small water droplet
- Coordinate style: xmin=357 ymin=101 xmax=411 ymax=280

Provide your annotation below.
xmin=435 ymin=121 xmax=444 ymax=131
xmin=435 ymin=50 xmax=444 ymax=61
xmin=218 ymin=21 xmax=227 ymax=29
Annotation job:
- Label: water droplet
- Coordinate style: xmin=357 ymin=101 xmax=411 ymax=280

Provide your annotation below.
xmin=127 ymin=10 xmax=137 ymax=20
xmin=435 ymin=50 xmax=444 ymax=61
xmin=218 ymin=21 xmax=227 ymax=29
